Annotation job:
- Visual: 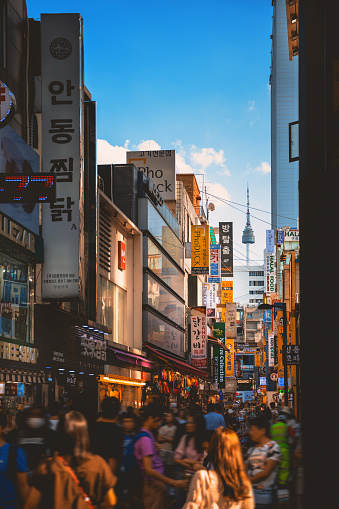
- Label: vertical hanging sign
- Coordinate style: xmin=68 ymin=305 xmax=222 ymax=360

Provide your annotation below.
xmin=191 ymin=225 xmax=209 ymax=274
xmin=225 ymin=338 xmax=235 ymax=377
xmin=208 ymin=244 xmax=221 ymax=283
xmin=219 ymin=222 xmax=233 ymax=276
xmin=213 ymin=322 xmax=225 ymax=388
xmin=41 ymin=14 xmax=84 ymax=299
xmin=190 ymin=307 xmax=207 ymax=369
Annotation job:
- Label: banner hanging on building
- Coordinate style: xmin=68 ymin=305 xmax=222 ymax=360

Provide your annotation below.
xmin=265 ymin=253 xmax=276 ymax=294
xmin=126 ymin=150 xmax=176 ymax=200
xmin=191 ymin=225 xmax=209 ymax=275
xmin=208 ymin=244 xmax=221 ymax=282
xmin=190 ymin=307 xmax=207 ymax=369
xmin=213 ymin=322 xmax=225 ymax=388
xmin=268 ymin=332 xmax=275 ymax=367
xmin=225 ymin=338 xmax=235 ymax=377
xmin=226 ymin=302 xmax=237 ymax=339
xmin=266 ymin=230 xmax=275 ymax=254
xmin=219 ymin=222 xmax=233 ymax=276
xmin=221 ymin=280 xmax=233 ymax=303
xmin=41 ymin=13 xmax=84 ymax=299
xmin=202 ymin=283 xmax=217 ymax=319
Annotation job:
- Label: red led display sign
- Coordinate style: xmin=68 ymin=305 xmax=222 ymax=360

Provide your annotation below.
xmin=0 ymin=173 xmax=56 ymax=203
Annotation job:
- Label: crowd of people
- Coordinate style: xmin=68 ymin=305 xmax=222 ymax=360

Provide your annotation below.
xmin=0 ymin=398 xmax=303 ymax=509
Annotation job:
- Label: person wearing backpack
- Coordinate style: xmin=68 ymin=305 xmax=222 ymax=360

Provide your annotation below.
xmin=129 ymin=403 xmax=188 ymax=509
xmin=0 ymin=413 xmax=30 ymax=509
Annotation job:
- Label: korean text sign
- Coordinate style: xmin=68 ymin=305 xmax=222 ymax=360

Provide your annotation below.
xmin=219 ymin=222 xmax=233 ymax=276
xmin=127 ymin=150 xmax=175 ymax=200
xmin=213 ymin=322 xmax=225 ymax=388
xmin=41 ymin=14 xmax=84 ymax=299
xmin=191 ymin=225 xmax=209 ymax=274
xmin=190 ymin=307 xmax=207 ymax=369
xmin=209 ymin=244 xmax=221 ymax=282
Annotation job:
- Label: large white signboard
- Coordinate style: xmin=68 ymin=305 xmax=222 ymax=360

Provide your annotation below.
xmin=126 ymin=150 xmax=176 ymax=200
xmin=41 ymin=14 xmax=84 ymax=299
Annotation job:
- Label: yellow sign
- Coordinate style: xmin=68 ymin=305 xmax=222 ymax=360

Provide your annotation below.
xmin=225 ymin=338 xmax=234 ymax=377
xmin=191 ymin=225 xmax=209 ymax=274
xmin=255 ymin=351 xmax=261 ymax=367
xmin=221 ymin=289 xmax=233 ymax=303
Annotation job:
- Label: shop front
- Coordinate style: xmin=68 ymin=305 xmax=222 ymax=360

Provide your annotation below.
xmin=143 ymin=342 xmax=209 ymax=407
xmin=35 ymin=304 xmax=108 ymax=418
xmin=0 ymin=210 xmax=44 ymax=425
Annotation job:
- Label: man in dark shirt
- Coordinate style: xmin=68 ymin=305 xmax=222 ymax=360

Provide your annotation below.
xmin=90 ymin=397 xmax=123 ymax=477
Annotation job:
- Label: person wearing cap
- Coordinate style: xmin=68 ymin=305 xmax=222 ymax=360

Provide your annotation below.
xmin=280 ymin=407 xmax=297 ymax=447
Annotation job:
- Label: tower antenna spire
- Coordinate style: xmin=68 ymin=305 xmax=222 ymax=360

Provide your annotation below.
xmin=242 ymin=183 xmax=255 ymax=264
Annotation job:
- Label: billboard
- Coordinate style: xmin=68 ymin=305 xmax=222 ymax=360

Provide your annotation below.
xmin=191 ymin=225 xmax=209 ymax=274
xmin=219 ymin=222 xmax=233 ymax=276
xmin=41 ymin=13 xmax=84 ymax=299
xmin=190 ymin=307 xmax=207 ymax=369
xmin=126 ymin=150 xmax=175 ymax=200
xmin=0 ymin=125 xmax=40 ymax=234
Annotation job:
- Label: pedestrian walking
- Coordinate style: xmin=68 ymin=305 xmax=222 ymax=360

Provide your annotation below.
xmin=90 ymin=397 xmax=124 ymax=477
xmin=203 ymin=403 xmax=225 ymax=441
xmin=0 ymin=413 xmax=30 ymax=509
xmin=245 ymin=416 xmax=281 ymax=509
xmin=270 ymin=413 xmax=291 ymax=488
xmin=132 ymin=403 xmax=187 ymax=509
xmin=174 ymin=412 xmax=208 ymax=508
xmin=182 ymin=427 xmax=254 ymax=509
xmin=6 ymin=404 xmax=56 ymax=478
xmin=157 ymin=409 xmax=177 ymax=495
xmin=23 ymin=410 xmax=116 ymax=509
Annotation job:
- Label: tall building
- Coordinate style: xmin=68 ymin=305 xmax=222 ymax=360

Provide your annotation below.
xmin=270 ymin=0 xmax=299 ymax=230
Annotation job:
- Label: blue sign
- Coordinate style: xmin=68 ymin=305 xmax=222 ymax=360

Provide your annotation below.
xmin=278 ymin=378 xmax=284 ymax=387
xmin=277 ymin=230 xmax=284 ymax=245
xmin=16 ymin=383 xmax=24 ymax=397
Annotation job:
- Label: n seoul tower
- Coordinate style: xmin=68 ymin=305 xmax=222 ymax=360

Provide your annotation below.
xmin=241 ymin=184 xmax=255 ymax=264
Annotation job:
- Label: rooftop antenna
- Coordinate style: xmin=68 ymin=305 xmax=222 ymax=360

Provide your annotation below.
xmin=242 ymin=183 xmax=255 ymax=264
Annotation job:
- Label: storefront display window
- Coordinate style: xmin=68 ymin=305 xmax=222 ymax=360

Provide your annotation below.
xmin=147 ymin=311 xmax=184 ymax=357
xmin=98 ymin=276 xmax=127 ymax=344
xmin=147 ymin=238 xmax=184 ymax=300
xmin=146 ymin=274 xmax=185 ymax=328
xmin=0 ymin=253 xmax=32 ymax=343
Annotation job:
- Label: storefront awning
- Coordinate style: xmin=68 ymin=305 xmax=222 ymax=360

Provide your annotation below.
xmin=108 ymin=346 xmax=155 ymax=369
xmin=144 ymin=343 xmax=209 ymax=378
xmin=207 ymin=335 xmax=230 ymax=353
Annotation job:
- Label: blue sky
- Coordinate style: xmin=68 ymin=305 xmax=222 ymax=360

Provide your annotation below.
xmin=28 ymin=0 xmax=273 ymax=264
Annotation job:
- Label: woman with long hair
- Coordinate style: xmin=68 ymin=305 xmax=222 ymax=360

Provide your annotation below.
xmin=23 ymin=411 xmax=116 ymax=509
xmin=174 ymin=412 xmax=208 ymax=508
xmin=183 ymin=427 xmax=254 ymax=508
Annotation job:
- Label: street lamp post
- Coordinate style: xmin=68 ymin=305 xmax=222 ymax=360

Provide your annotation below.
xmin=258 ymin=302 xmax=288 ymax=407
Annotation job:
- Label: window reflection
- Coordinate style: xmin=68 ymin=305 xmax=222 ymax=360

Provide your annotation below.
xmin=146 ymin=274 xmax=184 ymax=328
xmin=147 ymin=239 xmax=184 ymax=300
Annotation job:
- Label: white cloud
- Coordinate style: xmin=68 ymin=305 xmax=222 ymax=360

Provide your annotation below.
xmin=97 ymin=139 xmax=128 ymax=164
xmin=136 ymin=139 xmax=161 ymax=151
xmin=190 ymin=147 xmax=230 ymax=176
xmin=248 ymin=100 xmax=255 ymax=111
xmin=254 ymin=161 xmax=271 ymax=174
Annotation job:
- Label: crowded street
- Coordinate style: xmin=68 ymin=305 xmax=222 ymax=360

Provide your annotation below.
xmin=0 ymin=0 xmax=336 ymax=507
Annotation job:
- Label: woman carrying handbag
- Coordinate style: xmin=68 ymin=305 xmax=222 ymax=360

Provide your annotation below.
xmin=24 ymin=411 xmax=116 ymax=509
xmin=183 ymin=427 xmax=254 ymax=509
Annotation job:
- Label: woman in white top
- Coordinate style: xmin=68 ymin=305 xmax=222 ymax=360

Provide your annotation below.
xmin=183 ymin=427 xmax=254 ymax=509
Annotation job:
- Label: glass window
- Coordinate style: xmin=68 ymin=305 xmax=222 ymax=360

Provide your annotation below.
xmin=98 ymin=276 xmax=126 ymax=345
xmin=146 ymin=311 xmax=184 ymax=357
xmin=147 ymin=201 xmax=184 ymax=269
xmin=0 ymin=253 xmax=32 ymax=343
xmin=146 ymin=274 xmax=184 ymax=328
xmin=147 ymin=238 xmax=184 ymax=300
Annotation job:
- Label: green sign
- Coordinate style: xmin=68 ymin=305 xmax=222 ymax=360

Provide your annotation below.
xmin=213 ymin=322 xmax=225 ymax=388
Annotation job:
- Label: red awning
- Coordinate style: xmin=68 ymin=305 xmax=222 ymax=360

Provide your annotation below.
xmin=144 ymin=343 xmax=209 ymax=378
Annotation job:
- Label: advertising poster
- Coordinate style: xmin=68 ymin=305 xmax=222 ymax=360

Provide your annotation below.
xmin=202 ymin=283 xmax=217 ymax=318
xmin=0 ymin=125 xmax=40 ymax=234
xmin=225 ymin=338 xmax=234 ymax=377
xmin=213 ymin=322 xmax=225 ymax=388
xmin=41 ymin=13 xmax=84 ymax=299
xmin=127 ymin=150 xmax=176 ymax=200
xmin=219 ymin=222 xmax=233 ymax=276
xmin=191 ymin=225 xmax=209 ymax=275
xmin=190 ymin=306 xmax=207 ymax=369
